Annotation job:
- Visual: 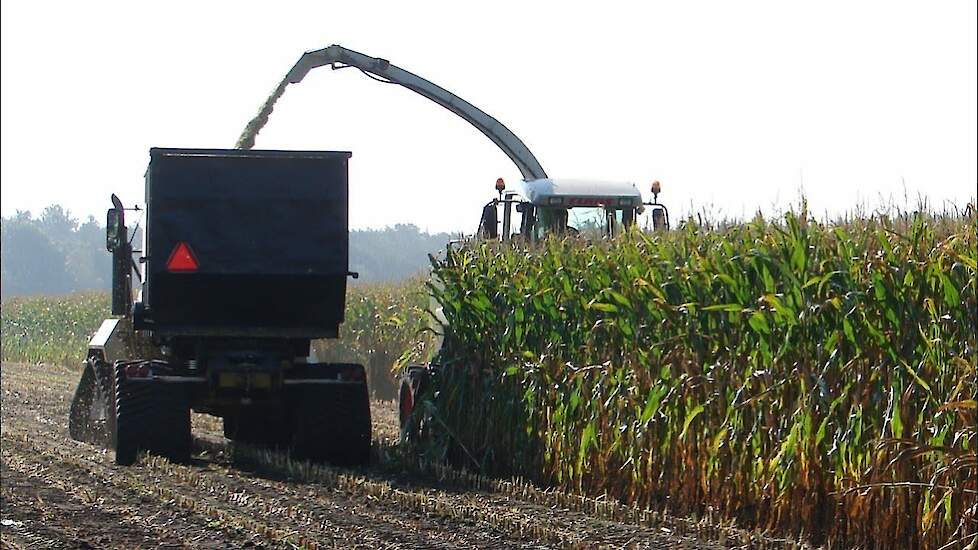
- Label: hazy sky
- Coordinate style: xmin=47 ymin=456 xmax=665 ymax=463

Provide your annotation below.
xmin=2 ymin=1 xmax=975 ymax=233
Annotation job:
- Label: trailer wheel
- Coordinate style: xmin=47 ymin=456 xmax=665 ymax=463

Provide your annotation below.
xmin=155 ymin=385 xmax=192 ymax=463
xmin=336 ymin=382 xmax=372 ymax=465
xmin=113 ymin=362 xmax=191 ymax=465
xmin=291 ymin=382 xmax=371 ymax=466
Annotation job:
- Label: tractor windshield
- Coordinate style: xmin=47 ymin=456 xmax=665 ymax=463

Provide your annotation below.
xmin=531 ymin=205 xmax=625 ymax=240
xmin=567 ymin=207 xmax=616 ymax=238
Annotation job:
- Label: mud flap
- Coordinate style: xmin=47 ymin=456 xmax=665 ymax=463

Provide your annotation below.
xmin=68 ymin=358 xmax=115 ymax=446
xmin=68 ymin=361 xmax=96 ymax=442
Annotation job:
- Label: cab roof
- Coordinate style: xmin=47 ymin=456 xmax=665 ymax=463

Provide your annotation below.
xmin=517 ymin=178 xmax=643 ymax=207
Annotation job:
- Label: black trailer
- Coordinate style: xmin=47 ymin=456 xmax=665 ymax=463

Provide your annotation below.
xmin=69 ymin=148 xmax=371 ymax=466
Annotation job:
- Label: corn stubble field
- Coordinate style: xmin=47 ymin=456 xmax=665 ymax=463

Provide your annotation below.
xmin=2 ymin=207 xmax=975 ymax=549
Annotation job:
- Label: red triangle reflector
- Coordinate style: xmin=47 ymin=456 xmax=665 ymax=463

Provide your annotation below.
xmin=166 ymin=242 xmax=199 ymax=272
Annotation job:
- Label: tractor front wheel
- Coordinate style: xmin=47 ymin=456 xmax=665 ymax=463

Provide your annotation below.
xmin=398 ymin=366 xmax=431 ymax=443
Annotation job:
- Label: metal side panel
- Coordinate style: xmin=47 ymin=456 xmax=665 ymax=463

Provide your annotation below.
xmin=88 ymin=319 xmax=120 ymax=349
xmin=88 ymin=318 xmax=135 ymax=362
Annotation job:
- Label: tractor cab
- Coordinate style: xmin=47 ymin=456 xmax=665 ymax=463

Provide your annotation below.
xmin=479 ymin=178 xmax=669 ymax=242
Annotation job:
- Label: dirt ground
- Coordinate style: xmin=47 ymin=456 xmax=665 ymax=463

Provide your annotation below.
xmin=0 ymin=362 xmax=747 ymax=549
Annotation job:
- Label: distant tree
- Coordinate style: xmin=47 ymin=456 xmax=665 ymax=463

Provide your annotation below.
xmin=349 ymin=224 xmax=452 ymax=283
xmin=37 ymin=205 xmax=81 ymax=255
xmin=67 ymin=215 xmax=111 ymax=291
xmin=1 ymin=208 xmax=104 ymax=298
xmin=1 ymin=217 xmax=73 ymax=297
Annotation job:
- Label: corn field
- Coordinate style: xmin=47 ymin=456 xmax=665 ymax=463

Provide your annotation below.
xmin=422 ymin=208 xmax=977 ymax=549
xmin=313 ymin=279 xmax=432 ymax=398
xmin=1 ymin=292 xmax=110 ymax=366
xmin=2 ymin=283 xmax=429 ymax=397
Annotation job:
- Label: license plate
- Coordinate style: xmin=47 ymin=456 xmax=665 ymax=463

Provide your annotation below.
xmin=218 ymin=372 xmax=272 ymax=389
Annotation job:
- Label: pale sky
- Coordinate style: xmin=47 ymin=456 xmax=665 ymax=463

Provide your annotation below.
xmin=2 ymin=1 xmax=975 ymax=233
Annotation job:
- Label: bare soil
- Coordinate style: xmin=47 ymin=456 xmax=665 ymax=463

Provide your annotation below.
xmin=1 ymin=362 xmax=737 ymax=549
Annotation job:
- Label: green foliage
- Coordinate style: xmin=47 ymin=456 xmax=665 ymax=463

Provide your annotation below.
xmin=313 ymin=279 xmax=433 ymax=399
xmin=424 ymin=207 xmax=977 ymax=548
xmin=1 ymin=292 xmax=110 ymax=366
xmin=0 ymin=281 xmax=430 ymax=400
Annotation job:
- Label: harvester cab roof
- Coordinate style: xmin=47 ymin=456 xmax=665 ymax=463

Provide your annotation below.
xmin=519 ymin=178 xmax=643 ymax=208
xmin=479 ymin=178 xmax=669 ymax=242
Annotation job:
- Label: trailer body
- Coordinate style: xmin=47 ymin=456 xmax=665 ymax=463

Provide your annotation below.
xmin=138 ymin=148 xmax=350 ymax=336
xmin=69 ymin=148 xmax=371 ymax=466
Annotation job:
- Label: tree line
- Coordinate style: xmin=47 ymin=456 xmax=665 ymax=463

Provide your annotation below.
xmin=1 ymin=206 xmax=452 ymax=299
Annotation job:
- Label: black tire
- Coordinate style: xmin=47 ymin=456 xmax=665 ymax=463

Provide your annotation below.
xmin=113 ymin=363 xmax=142 ymax=466
xmin=154 ymin=386 xmax=192 ymax=463
xmin=94 ymin=360 xmax=117 ymax=447
xmin=113 ymin=362 xmax=191 ymax=465
xmin=398 ymin=378 xmax=413 ymax=431
xmin=222 ymin=414 xmax=239 ymax=440
xmin=291 ymin=382 xmax=372 ymax=466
